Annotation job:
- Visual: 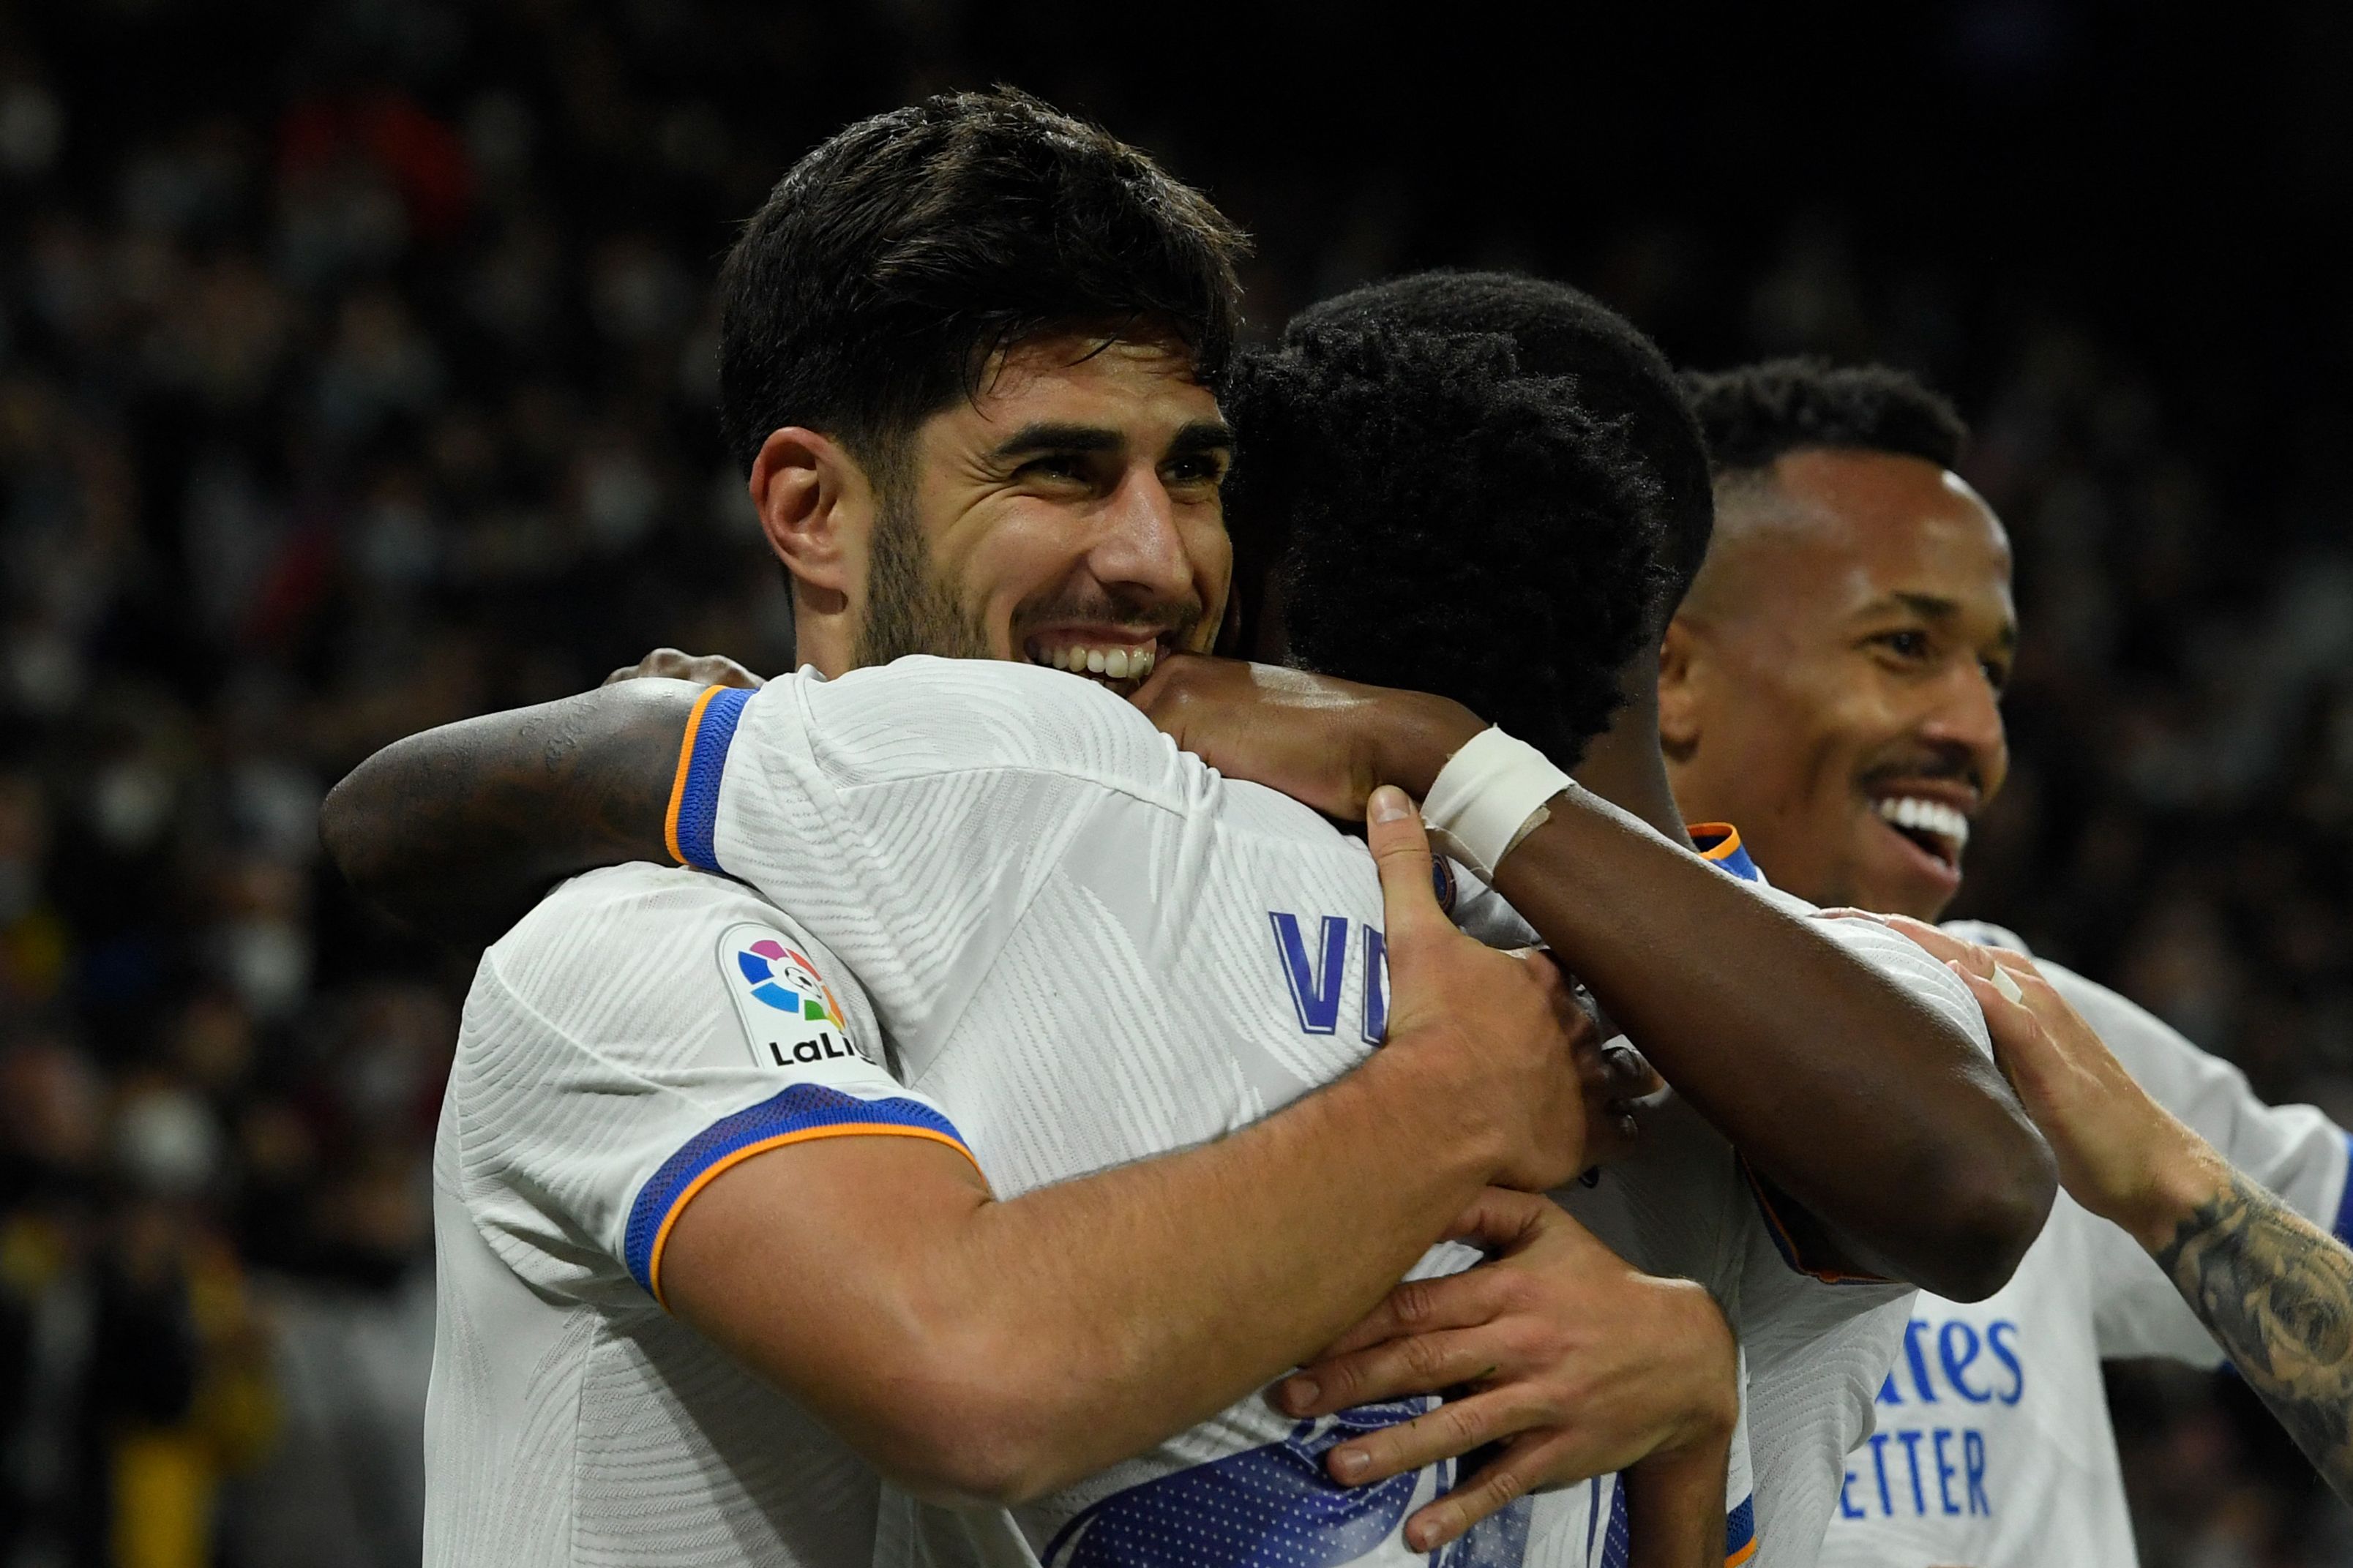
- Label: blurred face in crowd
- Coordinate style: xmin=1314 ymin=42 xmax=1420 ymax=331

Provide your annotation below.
xmin=1658 ymin=448 xmax=2016 ymax=920
xmin=753 ymin=333 xmax=1234 ymax=691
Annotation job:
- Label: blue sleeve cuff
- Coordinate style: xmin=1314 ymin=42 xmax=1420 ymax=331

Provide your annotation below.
xmin=665 ymin=684 xmax=753 ymax=872
xmin=622 ymin=1084 xmax=972 ymax=1305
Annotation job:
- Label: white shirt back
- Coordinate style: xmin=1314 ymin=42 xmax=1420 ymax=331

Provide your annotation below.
xmin=691 ymin=659 xmax=1993 ymax=1568
xmin=427 ymin=861 xmax=962 ymax=1567
xmin=698 ymin=659 xmax=1595 ymax=1564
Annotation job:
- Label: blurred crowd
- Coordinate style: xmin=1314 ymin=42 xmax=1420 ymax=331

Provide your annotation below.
xmin=4 ymin=2 xmax=2352 ymax=1565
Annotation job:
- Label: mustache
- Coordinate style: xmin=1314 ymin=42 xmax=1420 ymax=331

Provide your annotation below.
xmin=1858 ymin=745 xmax=1984 ymax=798
xmin=1011 ymin=590 xmax=1204 ymax=645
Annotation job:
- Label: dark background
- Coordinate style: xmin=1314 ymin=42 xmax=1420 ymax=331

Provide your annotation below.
xmin=7 ymin=1 xmax=2353 ymax=1562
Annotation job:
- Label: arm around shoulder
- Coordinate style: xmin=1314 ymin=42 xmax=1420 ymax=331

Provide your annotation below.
xmin=321 ymin=678 xmax=703 ymax=942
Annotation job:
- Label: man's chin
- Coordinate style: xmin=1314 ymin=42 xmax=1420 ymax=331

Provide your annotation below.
xmin=1849 ymin=846 xmax=1963 ymax=923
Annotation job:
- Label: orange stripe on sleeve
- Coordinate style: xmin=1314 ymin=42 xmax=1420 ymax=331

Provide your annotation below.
xmin=665 ymin=683 xmax=725 ymax=866
xmin=644 ymin=1123 xmax=981 ymax=1308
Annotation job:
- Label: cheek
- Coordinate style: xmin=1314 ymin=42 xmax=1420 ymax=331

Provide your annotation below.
xmin=955 ymin=506 xmax=1086 ymax=612
xmin=1184 ymin=511 xmax=1233 ymax=632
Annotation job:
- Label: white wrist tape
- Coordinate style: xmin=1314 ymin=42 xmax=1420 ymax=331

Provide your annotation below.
xmin=1421 ymin=727 xmax=1574 ymax=882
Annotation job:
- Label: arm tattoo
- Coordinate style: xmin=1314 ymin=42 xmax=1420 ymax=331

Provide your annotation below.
xmin=2156 ymin=1166 xmax=2353 ymax=1500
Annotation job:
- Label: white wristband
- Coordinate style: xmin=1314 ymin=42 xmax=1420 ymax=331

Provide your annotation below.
xmin=1421 ymin=727 xmax=1574 ymax=882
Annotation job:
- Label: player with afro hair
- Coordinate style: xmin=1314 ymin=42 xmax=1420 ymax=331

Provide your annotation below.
xmin=1223 ymin=319 xmax=1668 ymax=769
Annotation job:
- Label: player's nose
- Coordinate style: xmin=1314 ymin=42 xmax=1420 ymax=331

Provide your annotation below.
xmin=1088 ymin=466 xmax=1196 ymax=604
xmin=1918 ymin=666 xmax=2009 ymax=796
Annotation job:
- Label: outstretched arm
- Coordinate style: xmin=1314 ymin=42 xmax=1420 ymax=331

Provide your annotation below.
xmin=321 ymin=665 xmax=725 ymax=942
xmin=1883 ymin=915 xmax=2353 ymax=1502
xmin=1134 ymin=656 xmax=2055 ymax=1302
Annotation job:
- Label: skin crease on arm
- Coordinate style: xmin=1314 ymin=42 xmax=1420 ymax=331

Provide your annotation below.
xmin=655 ymin=789 xmax=1609 ymax=1509
xmin=318 ymin=675 xmax=711 ymax=944
xmin=1130 ymin=652 xmax=2056 ymax=1302
xmin=1874 ymin=915 xmax=2353 ymax=1507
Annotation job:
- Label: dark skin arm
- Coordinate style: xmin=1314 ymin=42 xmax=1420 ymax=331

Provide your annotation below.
xmin=1131 ymin=656 xmax=2054 ymax=1302
xmin=319 ymin=656 xmax=746 ymax=943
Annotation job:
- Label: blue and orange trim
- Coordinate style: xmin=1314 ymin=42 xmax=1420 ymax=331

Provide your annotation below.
xmin=665 ymin=683 xmax=753 ymax=872
xmin=1688 ymin=822 xmax=1762 ymax=885
xmin=1724 ymin=1493 xmax=1757 ymax=1567
xmin=623 ymin=1083 xmax=976 ymax=1307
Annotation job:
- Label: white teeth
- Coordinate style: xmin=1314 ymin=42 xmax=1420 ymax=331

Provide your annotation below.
xmin=1030 ymin=642 xmax=1159 ymax=682
xmin=1874 ymin=796 xmax=1972 ymax=852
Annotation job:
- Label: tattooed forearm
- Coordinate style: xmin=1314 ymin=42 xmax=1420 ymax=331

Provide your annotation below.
xmin=2155 ymin=1164 xmax=2353 ymax=1502
xmin=320 ymin=680 xmax=697 ymax=944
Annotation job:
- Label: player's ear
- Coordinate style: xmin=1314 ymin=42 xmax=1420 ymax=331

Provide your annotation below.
xmin=750 ymin=426 xmax=870 ymax=608
xmin=1656 ymin=617 xmax=1703 ymax=760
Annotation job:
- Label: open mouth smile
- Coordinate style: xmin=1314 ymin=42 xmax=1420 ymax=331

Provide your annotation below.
xmin=1871 ymin=792 xmax=1972 ymax=875
xmin=1022 ymin=631 xmax=1167 ymax=694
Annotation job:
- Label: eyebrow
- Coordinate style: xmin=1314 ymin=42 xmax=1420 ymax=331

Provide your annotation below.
xmin=986 ymin=419 xmax=1236 ymax=465
xmin=1863 ymin=590 xmax=2019 ymax=649
xmin=1167 ymin=419 xmax=1237 ymax=459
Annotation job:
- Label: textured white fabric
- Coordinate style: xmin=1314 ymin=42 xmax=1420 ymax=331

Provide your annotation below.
xmin=425 ymin=860 xmax=953 ymax=1568
xmin=709 ymin=658 xmax=1609 ymax=1566
xmin=1817 ymin=920 xmax=2352 ymax=1568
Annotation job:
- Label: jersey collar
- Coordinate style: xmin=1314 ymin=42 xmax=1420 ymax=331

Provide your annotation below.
xmin=1688 ymin=822 xmax=1763 ymax=885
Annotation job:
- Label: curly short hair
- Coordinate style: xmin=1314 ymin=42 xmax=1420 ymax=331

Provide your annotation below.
xmin=1284 ymin=271 xmax=1713 ymax=627
xmin=1682 ymin=356 xmax=1967 ymax=476
xmin=1226 ymin=322 xmax=1666 ymax=767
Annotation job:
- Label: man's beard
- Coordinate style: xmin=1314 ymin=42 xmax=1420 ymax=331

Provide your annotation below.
xmin=852 ymin=487 xmax=992 ymax=667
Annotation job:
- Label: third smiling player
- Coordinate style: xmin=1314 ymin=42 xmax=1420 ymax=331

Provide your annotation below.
xmin=1661 ymin=358 xmax=2353 ymax=1567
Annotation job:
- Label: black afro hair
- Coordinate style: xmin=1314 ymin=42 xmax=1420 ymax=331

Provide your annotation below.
xmin=1283 ymin=271 xmax=1713 ymax=623
xmin=1682 ymin=356 xmax=1967 ymax=476
xmin=1224 ymin=321 xmax=1667 ymax=769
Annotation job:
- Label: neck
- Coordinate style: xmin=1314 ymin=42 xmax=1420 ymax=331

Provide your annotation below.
xmin=1571 ymin=666 xmax=1690 ymax=846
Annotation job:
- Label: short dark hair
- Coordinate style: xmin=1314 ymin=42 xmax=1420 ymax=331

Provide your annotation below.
xmin=1284 ymin=270 xmax=1713 ymax=625
xmin=1682 ymin=356 xmax=1968 ymax=476
xmin=716 ymin=88 xmax=1249 ymax=475
xmin=1225 ymin=321 xmax=1666 ymax=767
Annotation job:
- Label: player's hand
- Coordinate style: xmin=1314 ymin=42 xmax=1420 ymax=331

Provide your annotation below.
xmin=1272 ymin=1186 xmax=1737 ymax=1553
xmin=1368 ymin=787 xmax=1599 ymax=1191
xmin=1131 ymin=654 xmax=1481 ymax=818
xmin=1857 ymin=913 xmax=2214 ymax=1250
xmin=603 ymin=648 xmax=765 ymax=689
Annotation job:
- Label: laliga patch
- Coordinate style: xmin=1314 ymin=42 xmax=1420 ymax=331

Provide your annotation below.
xmin=717 ymin=923 xmax=876 ymax=1079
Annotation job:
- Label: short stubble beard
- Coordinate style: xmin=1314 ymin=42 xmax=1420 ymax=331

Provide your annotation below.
xmin=851 ymin=480 xmax=992 ymax=668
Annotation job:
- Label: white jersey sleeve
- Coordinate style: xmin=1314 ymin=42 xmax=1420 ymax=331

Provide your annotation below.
xmin=673 ymin=659 xmax=1202 ymax=1054
xmin=451 ymin=861 xmax=971 ymax=1309
xmin=1943 ymin=920 xmax=2353 ymax=1365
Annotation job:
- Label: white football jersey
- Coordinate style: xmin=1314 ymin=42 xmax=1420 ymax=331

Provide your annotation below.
xmin=683 ymin=660 xmax=1991 ymax=1568
xmin=425 ymin=860 xmax=965 ymax=1568
xmin=1816 ymin=923 xmax=2353 ymax=1568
